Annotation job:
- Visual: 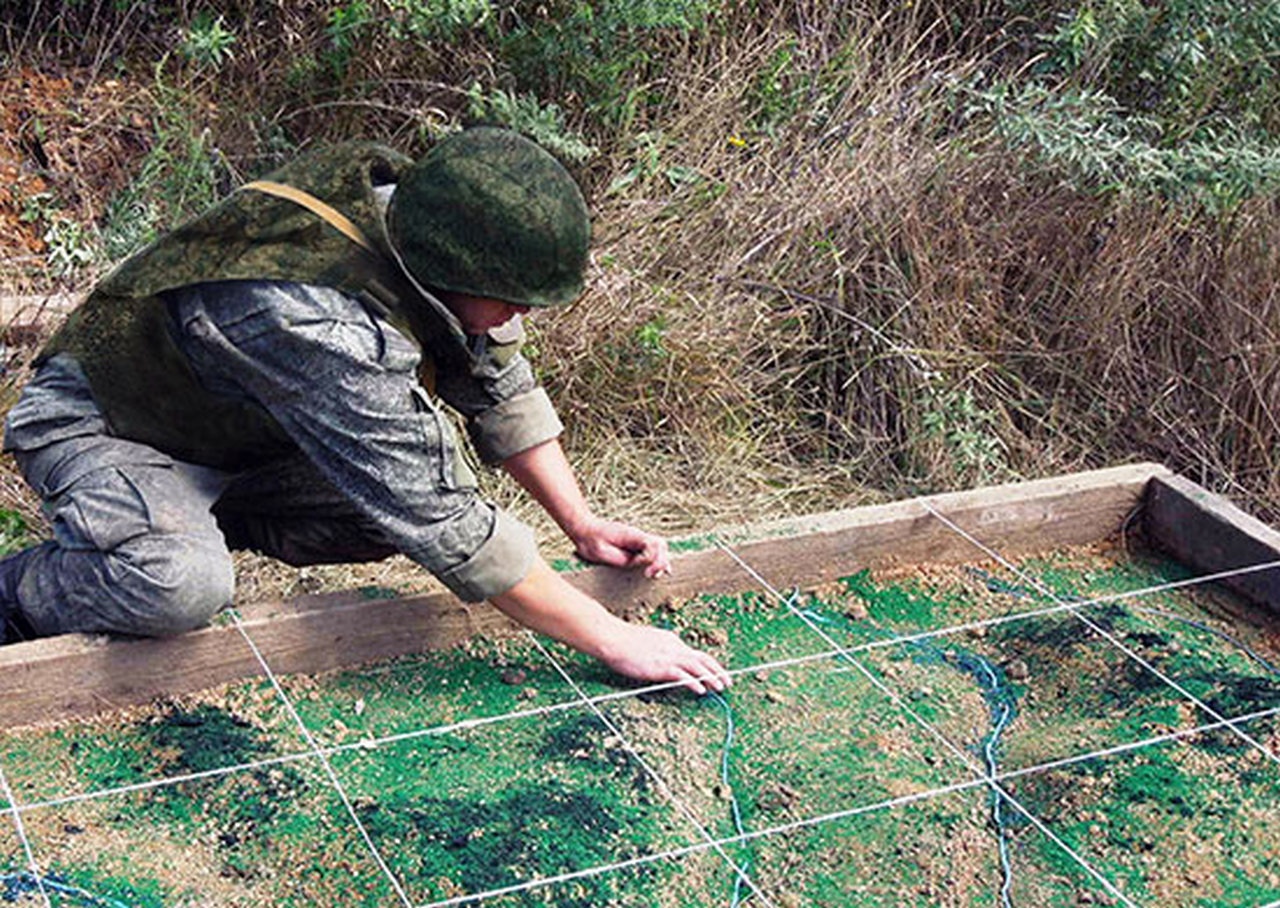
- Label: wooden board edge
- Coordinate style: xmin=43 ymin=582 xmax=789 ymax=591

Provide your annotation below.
xmin=711 ymin=462 xmax=1171 ymax=547
xmin=0 ymin=591 xmax=518 ymax=729
xmin=569 ymin=461 xmax=1170 ymax=602
xmin=0 ymin=462 xmax=1170 ymax=728
xmin=1144 ymin=473 xmax=1280 ymax=612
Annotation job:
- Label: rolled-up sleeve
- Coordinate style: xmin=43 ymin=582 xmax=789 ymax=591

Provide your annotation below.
xmin=430 ymin=316 xmax=565 ymax=464
xmin=437 ymin=508 xmax=536 ymax=602
xmin=171 ymin=280 xmax=537 ymax=601
xmin=467 ymin=387 xmax=563 ymax=463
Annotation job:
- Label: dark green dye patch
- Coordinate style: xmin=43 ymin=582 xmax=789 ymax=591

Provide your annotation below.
xmin=986 ymin=605 xmax=1127 ymax=653
xmin=339 ymin=715 xmax=677 ymax=907
xmin=537 ymin=713 xmax=651 ymax=788
xmin=357 ymin=783 xmax=661 ymax=905
xmin=1190 ymin=669 xmax=1280 ymax=717
xmin=537 ymin=713 xmax=601 ymax=759
xmin=146 ymin=703 xmax=271 ymax=774
xmin=65 ymin=702 xmax=282 ymax=790
xmin=66 ymin=703 xmax=311 ymax=880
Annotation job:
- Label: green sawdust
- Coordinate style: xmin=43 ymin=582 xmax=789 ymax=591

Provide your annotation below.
xmin=842 ymin=568 xmax=943 ymax=628
xmin=1010 ymin=731 xmax=1280 ymax=906
xmin=328 ymin=705 xmax=687 ymax=907
xmin=348 ymin=747 xmax=662 ymax=904
xmin=356 ymin=585 xmax=402 ymax=600
xmin=278 ymin=634 xmax=597 ymax=746
xmin=669 ymin=533 xmax=719 ymax=554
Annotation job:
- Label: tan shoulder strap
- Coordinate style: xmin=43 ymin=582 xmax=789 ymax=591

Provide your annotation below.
xmin=241 ymin=179 xmax=376 ymax=253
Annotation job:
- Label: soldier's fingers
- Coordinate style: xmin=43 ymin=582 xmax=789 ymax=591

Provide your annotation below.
xmin=696 ymin=652 xmax=731 ymax=692
xmin=649 ymin=536 xmax=672 ymax=575
xmin=667 ymin=665 xmax=706 ymax=695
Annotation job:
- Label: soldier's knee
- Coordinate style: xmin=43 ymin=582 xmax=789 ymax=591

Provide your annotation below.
xmin=113 ymin=535 xmax=235 ymax=635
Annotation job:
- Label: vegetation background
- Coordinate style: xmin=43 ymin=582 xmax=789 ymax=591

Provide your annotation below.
xmin=2 ymin=0 xmax=1279 ymax=598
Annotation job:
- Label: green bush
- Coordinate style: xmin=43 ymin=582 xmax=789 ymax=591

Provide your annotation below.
xmin=980 ymin=1 xmax=1280 ymax=208
xmin=499 ymin=0 xmax=714 ymax=130
xmin=465 ymin=83 xmax=596 ymax=163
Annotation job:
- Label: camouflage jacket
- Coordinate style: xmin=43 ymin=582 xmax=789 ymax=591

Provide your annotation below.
xmin=40 ymin=142 xmax=560 ymax=471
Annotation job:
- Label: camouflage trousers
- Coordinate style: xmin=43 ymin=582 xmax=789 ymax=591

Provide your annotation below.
xmin=10 ymin=434 xmax=396 ymax=639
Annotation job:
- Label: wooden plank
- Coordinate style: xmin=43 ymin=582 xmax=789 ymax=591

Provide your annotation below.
xmin=0 ymin=592 xmax=518 ymax=729
xmin=1144 ymin=473 xmax=1280 ymax=612
xmin=0 ymin=462 xmax=1169 ymax=728
xmin=0 ymin=629 xmax=262 ymax=727
xmin=570 ymin=462 xmax=1171 ymax=603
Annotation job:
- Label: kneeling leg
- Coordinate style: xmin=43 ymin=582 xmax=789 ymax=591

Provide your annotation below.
xmin=13 ymin=438 xmax=235 ymax=638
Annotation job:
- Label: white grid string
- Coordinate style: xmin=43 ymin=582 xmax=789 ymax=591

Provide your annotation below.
xmin=0 ymin=764 xmax=51 ymax=907
xmin=9 ymin=558 xmax=1278 ymax=818
xmin=919 ymin=500 xmax=1280 ymax=768
xmin=714 ymin=538 xmax=1139 ymax=908
xmin=228 ymin=610 xmax=415 ymax=908
xmin=4 ymin=546 xmax=1278 ymax=905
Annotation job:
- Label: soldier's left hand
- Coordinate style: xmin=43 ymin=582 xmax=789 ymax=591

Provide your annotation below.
xmin=570 ymin=517 xmax=672 ymax=578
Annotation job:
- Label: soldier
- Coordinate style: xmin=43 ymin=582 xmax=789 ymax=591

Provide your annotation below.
xmin=0 ymin=127 xmax=730 ymax=694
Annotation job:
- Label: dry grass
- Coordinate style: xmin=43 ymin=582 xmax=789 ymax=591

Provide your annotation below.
xmin=541 ymin=9 xmax=1280 ymax=517
xmin=2 ymin=2 xmax=1279 ymax=606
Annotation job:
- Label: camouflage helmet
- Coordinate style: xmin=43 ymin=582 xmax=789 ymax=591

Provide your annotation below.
xmin=387 ymin=127 xmax=590 ymax=307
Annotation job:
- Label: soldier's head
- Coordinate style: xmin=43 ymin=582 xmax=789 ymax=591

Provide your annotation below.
xmin=387 ymin=127 xmax=591 ymax=317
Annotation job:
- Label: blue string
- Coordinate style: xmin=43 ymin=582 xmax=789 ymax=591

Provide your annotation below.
xmin=708 ymin=691 xmax=752 ymax=908
xmin=791 ymin=587 xmax=1020 ymax=908
xmin=1 ymin=870 xmax=131 ymax=907
xmin=649 ymin=598 xmax=755 ymax=903
xmin=966 ymin=654 xmax=1017 ymax=908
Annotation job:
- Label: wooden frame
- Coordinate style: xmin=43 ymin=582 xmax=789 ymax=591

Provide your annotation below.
xmin=3 ymin=462 xmax=1277 ymax=729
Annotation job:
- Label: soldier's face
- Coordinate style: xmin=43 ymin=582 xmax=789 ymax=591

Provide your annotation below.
xmin=436 ymin=291 xmax=531 ymax=335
